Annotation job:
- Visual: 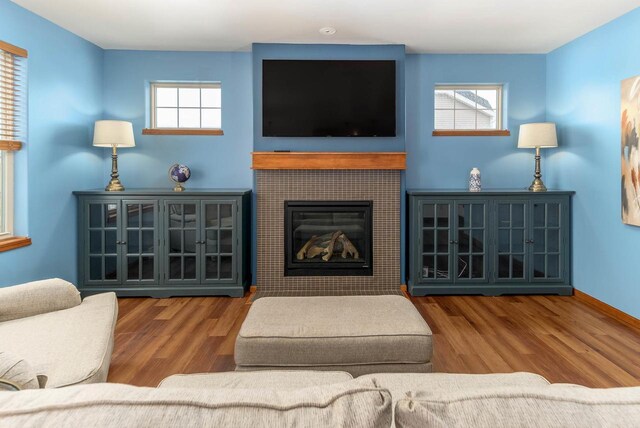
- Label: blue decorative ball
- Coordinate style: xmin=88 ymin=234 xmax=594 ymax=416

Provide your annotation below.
xmin=169 ymin=164 xmax=191 ymax=184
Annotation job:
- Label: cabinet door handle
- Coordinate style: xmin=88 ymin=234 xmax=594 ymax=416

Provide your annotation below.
xmin=121 ymin=241 xmax=127 ymax=245
xmin=449 ymin=240 xmax=458 ymax=245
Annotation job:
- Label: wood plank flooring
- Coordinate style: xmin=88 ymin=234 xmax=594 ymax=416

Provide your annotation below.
xmin=108 ymin=294 xmax=640 ymax=388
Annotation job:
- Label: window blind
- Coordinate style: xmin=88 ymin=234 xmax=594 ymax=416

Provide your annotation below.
xmin=0 ymin=40 xmax=27 ymax=152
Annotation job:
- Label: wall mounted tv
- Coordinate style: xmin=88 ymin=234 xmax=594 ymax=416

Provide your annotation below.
xmin=262 ymin=60 xmax=396 ymax=137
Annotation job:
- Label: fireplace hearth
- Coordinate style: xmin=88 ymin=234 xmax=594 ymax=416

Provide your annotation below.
xmin=284 ymin=201 xmax=373 ymax=276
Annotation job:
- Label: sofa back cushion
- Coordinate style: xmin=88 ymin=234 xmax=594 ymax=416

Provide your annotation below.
xmin=0 ymin=278 xmax=81 ymax=322
xmin=395 ymin=385 xmax=640 ymax=427
xmin=0 ymin=378 xmax=391 ymax=427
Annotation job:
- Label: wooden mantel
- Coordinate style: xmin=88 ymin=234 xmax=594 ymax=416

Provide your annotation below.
xmin=251 ymin=152 xmax=406 ymax=170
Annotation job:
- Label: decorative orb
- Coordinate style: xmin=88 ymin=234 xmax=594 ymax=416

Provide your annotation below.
xmin=168 ymin=164 xmax=191 ymax=191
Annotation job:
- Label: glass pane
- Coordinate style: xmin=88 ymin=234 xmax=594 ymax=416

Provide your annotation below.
xmin=422 ymin=204 xmax=435 ymax=228
xmin=472 ymin=255 xmax=484 ymax=279
xmin=512 ymin=204 xmax=524 ymax=228
xmin=206 ymin=256 xmax=219 ymax=279
xmin=220 ymin=229 xmax=233 ymax=253
xmin=89 ymin=204 xmax=102 ymax=228
xmin=220 ymin=256 xmax=233 ymax=279
xmin=423 ymin=230 xmax=434 ymax=253
xmin=437 ymin=205 xmax=449 ymax=227
xmin=455 ymin=90 xmax=476 ymax=108
xmin=89 ymin=230 xmax=102 ymax=254
xmin=169 ymin=205 xmax=182 ymax=227
xmin=142 ymin=230 xmax=154 ymax=253
xmin=105 ymin=256 xmax=118 ymax=280
xmin=184 ymin=230 xmax=197 ymax=254
xmin=156 ymin=87 xmax=177 ymax=107
xmin=458 ymin=254 xmax=469 ymax=278
xmin=206 ymin=204 xmax=219 ymax=228
xmin=454 ymin=109 xmax=476 ymax=129
xmin=127 ymin=230 xmax=140 ymax=254
xmin=476 ymin=110 xmax=497 ymax=130
xmin=534 ymin=254 xmax=545 ymax=278
xmin=201 ymin=88 xmax=221 ymax=108
xmin=127 ymin=204 xmax=140 ymax=228
xmin=141 ymin=256 xmax=154 ymax=280
xmin=498 ymin=204 xmax=510 ymax=226
xmin=498 ymin=255 xmax=510 ymax=278
xmin=156 ymin=108 xmax=178 ymax=128
xmin=434 ymin=89 xmax=455 ymax=109
xmin=471 ymin=204 xmax=484 ymax=227
xmin=206 ymin=229 xmax=218 ymax=253
xmin=201 ymin=109 xmax=222 ymax=129
xmin=548 ymin=204 xmax=560 ymax=227
xmin=437 ymin=229 xmax=449 ymax=252
xmin=458 ymin=229 xmax=470 ymax=253
xmin=548 ymin=229 xmax=560 ymax=253
xmin=220 ymin=204 xmax=233 ymax=228
xmin=142 ymin=204 xmax=155 ymax=227
xmin=457 ymin=204 xmax=470 ymax=228
xmin=169 ymin=230 xmax=182 ymax=253
xmin=472 ymin=229 xmax=483 ymax=252
xmin=512 ymin=254 xmax=524 ymax=278
xmin=534 ymin=229 xmax=545 ymax=252
xmin=476 ymin=89 xmax=498 ymax=109
xmin=548 ymin=255 xmax=560 ymax=278
xmin=533 ymin=204 xmax=545 ymax=227
xmin=178 ymin=87 xmax=200 ymax=108
xmin=498 ymin=229 xmax=509 ymax=252
xmin=89 ymin=257 xmax=101 ymax=281
xmin=436 ymin=255 xmax=449 ymax=279
xmin=434 ymin=109 xmax=454 ymax=129
xmin=127 ymin=256 xmax=139 ymax=280
xmin=179 ymin=108 xmax=200 ymax=128
xmin=184 ymin=204 xmax=197 ymax=227
xmin=105 ymin=230 xmax=117 ymax=254
xmin=422 ymin=256 xmax=435 ymax=278
xmin=184 ymin=256 xmax=197 ymax=279
xmin=105 ymin=204 xmax=117 ymax=228
xmin=512 ymin=229 xmax=524 ymax=253
xmin=169 ymin=257 xmax=182 ymax=279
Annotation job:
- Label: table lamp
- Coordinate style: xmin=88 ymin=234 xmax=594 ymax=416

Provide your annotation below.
xmin=517 ymin=123 xmax=558 ymax=192
xmin=93 ymin=120 xmax=135 ymax=191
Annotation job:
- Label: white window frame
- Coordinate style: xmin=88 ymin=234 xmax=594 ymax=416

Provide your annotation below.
xmin=0 ymin=151 xmax=14 ymax=239
xmin=149 ymin=82 xmax=222 ymax=130
xmin=434 ymin=84 xmax=504 ymax=131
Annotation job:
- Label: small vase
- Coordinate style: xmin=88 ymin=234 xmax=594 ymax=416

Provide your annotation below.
xmin=469 ymin=168 xmax=481 ymax=192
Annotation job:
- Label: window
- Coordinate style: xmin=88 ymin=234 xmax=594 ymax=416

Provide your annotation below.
xmin=0 ymin=40 xmax=30 ymax=251
xmin=433 ymin=85 xmax=509 ymax=136
xmin=143 ymin=82 xmax=223 ymax=136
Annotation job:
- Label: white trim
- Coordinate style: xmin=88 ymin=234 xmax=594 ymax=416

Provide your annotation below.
xmin=149 ymin=82 xmax=222 ymax=130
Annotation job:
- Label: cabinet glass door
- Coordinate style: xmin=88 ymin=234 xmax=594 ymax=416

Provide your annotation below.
xmin=86 ymin=201 xmax=120 ymax=284
xmin=495 ymin=201 xmax=528 ymax=282
xmin=165 ymin=201 xmax=200 ymax=283
xmin=202 ymin=201 xmax=236 ymax=283
xmin=123 ymin=201 xmax=158 ymax=284
xmin=420 ymin=201 xmax=452 ymax=281
xmin=455 ymin=201 xmax=488 ymax=281
xmin=530 ymin=201 xmax=564 ymax=281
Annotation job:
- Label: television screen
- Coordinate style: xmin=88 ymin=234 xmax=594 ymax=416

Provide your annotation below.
xmin=262 ymin=60 xmax=396 ymax=137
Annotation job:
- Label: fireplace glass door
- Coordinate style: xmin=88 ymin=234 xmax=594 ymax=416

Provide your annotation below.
xmin=285 ymin=201 xmax=373 ymax=276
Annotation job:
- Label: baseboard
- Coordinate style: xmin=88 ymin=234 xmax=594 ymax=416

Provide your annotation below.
xmin=250 ymin=285 xmax=257 ymax=293
xmin=573 ymin=289 xmax=640 ymax=330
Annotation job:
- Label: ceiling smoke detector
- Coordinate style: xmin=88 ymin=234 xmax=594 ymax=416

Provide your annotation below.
xmin=319 ymin=27 xmax=336 ymax=36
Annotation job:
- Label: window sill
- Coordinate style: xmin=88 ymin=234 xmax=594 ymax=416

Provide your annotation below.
xmin=0 ymin=236 xmax=32 ymax=253
xmin=142 ymin=129 xmax=224 ymax=136
xmin=432 ymin=130 xmax=511 ymax=137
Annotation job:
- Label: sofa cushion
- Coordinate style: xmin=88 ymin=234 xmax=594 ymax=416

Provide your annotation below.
xmin=235 ymin=296 xmax=433 ymax=368
xmin=0 ymin=293 xmax=118 ymax=388
xmin=395 ymin=385 xmax=640 ymax=428
xmin=158 ymin=370 xmax=353 ymax=389
xmin=0 ymin=278 xmax=81 ymax=322
xmin=0 ymin=351 xmax=40 ymax=390
xmin=0 ymin=378 xmax=392 ymax=428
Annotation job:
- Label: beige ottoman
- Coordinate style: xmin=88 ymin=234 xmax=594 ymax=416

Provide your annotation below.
xmin=234 ymin=295 xmax=433 ymax=376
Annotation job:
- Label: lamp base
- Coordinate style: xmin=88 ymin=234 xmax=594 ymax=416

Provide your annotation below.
xmin=528 ymin=178 xmax=547 ymax=192
xmin=105 ymin=178 xmax=125 ymax=192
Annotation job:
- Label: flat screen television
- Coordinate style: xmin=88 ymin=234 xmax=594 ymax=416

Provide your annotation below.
xmin=262 ymin=60 xmax=396 ymax=137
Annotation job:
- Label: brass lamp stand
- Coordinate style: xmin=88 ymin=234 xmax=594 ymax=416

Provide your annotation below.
xmin=528 ymin=146 xmax=547 ymax=192
xmin=105 ymin=145 xmax=125 ymax=191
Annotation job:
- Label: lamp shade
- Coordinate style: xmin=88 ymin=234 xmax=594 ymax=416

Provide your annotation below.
xmin=517 ymin=123 xmax=558 ymax=149
xmin=93 ymin=120 xmax=135 ymax=148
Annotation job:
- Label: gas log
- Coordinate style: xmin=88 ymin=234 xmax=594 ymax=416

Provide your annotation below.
xmin=296 ymin=231 xmax=360 ymax=262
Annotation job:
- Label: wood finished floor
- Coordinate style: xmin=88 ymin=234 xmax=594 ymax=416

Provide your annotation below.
xmin=108 ymin=294 xmax=640 ymax=388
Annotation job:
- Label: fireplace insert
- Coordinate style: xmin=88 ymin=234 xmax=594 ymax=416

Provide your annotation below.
xmin=284 ymin=201 xmax=373 ymax=276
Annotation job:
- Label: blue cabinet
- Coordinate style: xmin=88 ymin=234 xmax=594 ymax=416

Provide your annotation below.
xmin=75 ymin=189 xmax=251 ymax=297
xmin=408 ymin=190 xmax=573 ymax=296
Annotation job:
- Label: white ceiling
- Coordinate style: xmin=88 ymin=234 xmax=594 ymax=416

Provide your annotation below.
xmin=11 ymin=0 xmax=640 ymax=53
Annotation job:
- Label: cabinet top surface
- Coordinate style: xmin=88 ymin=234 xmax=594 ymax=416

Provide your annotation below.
xmin=74 ymin=188 xmax=252 ymax=196
xmin=407 ymin=189 xmax=575 ymax=196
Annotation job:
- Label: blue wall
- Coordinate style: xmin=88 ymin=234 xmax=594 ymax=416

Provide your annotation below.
xmin=0 ymin=0 xmax=103 ymax=286
xmin=405 ymin=54 xmax=547 ymax=189
xmin=547 ymin=8 xmax=640 ymax=318
xmin=102 ymin=50 xmax=253 ymax=189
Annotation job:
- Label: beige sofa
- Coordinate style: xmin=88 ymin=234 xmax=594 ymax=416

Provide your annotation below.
xmin=1 ymin=370 xmax=640 ymax=426
xmin=0 ymin=279 xmax=118 ymax=388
